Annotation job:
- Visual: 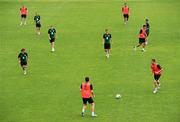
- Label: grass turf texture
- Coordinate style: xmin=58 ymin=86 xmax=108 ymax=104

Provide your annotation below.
xmin=0 ymin=0 xmax=180 ymax=122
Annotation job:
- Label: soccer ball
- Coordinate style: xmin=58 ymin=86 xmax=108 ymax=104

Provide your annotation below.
xmin=115 ymin=94 xmax=121 ymax=99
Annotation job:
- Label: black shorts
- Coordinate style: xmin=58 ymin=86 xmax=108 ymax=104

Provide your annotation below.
xmin=104 ymin=43 xmax=111 ymax=49
xmin=139 ymin=38 xmax=146 ymax=44
xmin=154 ymin=74 xmax=161 ymax=81
xmin=20 ymin=62 xmax=27 ymax=66
xmin=82 ymin=97 xmax=94 ymax=105
xmin=123 ymin=14 xmax=129 ymax=19
xmin=21 ymin=14 xmax=27 ymax=18
xmin=49 ymin=38 xmax=55 ymax=43
xmin=36 ymin=23 xmax=41 ymax=28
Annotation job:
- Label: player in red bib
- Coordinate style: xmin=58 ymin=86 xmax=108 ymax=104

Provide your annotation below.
xmin=122 ymin=3 xmax=129 ymax=24
xmin=151 ymin=59 xmax=163 ymax=93
xmin=80 ymin=77 xmax=97 ymax=117
xmin=20 ymin=5 xmax=28 ymax=26
xmin=134 ymin=25 xmax=147 ymax=52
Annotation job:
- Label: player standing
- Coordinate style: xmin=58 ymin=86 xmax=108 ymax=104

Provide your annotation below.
xmin=145 ymin=19 xmax=150 ymax=37
xmin=20 ymin=5 xmax=28 ymax=26
xmin=80 ymin=77 xmax=97 ymax=117
xmin=122 ymin=3 xmax=129 ymax=24
xmin=48 ymin=26 xmax=56 ymax=52
xmin=134 ymin=25 xmax=147 ymax=52
xmin=145 ymin=18 xmax=150 ymax=45
xmin=103 ymin=29 xmax=112 ymax=58
xmin=18 ymin=48 xmax=28 ymax=75
xmin=151 ymin=59 xmax=163 ymax=94
xmin=34 ymin=12 xmax=41 ymax=35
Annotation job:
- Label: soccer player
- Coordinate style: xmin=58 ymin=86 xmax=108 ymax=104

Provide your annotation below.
xmin=103 ymin=29 xmax=112 ymax=58
xmin=122 ymin=3 xmax=129 ymax=24
xmin=18 ymin=48 xmax=28 ymax=75
xmin=48 ymin=26 xmax=56 ymax=52
xmin=145 ymin=19 xmax=150 ymax=37
xmin=20 ymin=5 xmax=28 ymax=26
xmin=80 ymin=77 xmax=97 ymax=117
xmin=34 ymin=12 xmax=41 ymax=35
xmin=151 ymin=59 xmax=163 ymax=94
xmin=134 ymin=25 xmax=147 ymax=52
xmin=145 ymin=18 xmax=150 ymax=45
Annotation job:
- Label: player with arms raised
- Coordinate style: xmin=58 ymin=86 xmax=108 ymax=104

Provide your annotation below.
xmin=48 ymin=26 xmax=56 ymax=52
xmin=151 ymin=59 xmax=163 ymax=93
xmin=20 ymin=5 xmax=28 ymax=26
xmin=18 ymin=48 xmax=28 ymax=75
xmin=80 ymin=77 xmax=97 ymax=117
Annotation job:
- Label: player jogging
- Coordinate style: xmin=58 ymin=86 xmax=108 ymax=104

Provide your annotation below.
xmin=34 ymin=12 xmax=41 ymax=35
xmin=103 ymin=29 xmax=112 ymax=58
xmin=80 ymin=77 xmax=97 ymax=117
xmin=20 ymin=5 xmax=28 ymax=26
xmin=18 ymin=48 xmax=28 ymax=75
xmin=134 ymin=25 xmax=147 ymax=52
xmin=48 ymin=26 xmax=56 ymax=52
xmin=122 ymin=3 xmax=129 ymax=24
xmin=145 ymin=18 xmax=150 ymax=45
xmin=151 ymin=59 xmax=163 ymax=94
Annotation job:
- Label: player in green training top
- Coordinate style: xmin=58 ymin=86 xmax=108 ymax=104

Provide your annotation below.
xmin=103 ymin=29 xmax=112 ymax=58
xmin=18 ymin=48 xmax=28 ymax=75
xmin=34 ymin=12 xmax=41 ymax=35
xmin=48 ymin=26 xmax=56 ymax=52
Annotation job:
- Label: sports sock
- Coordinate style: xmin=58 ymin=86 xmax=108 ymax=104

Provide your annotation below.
xmin=92 ymin=112 xmax=95 ymax=116
xmin=142 ymin=48 xmax=146 ymax=52
xmin=24 ymin=70 xmax=26 ymax=75
xmin=82 ymin=108 xmax=85 ymax=113
xmin=107 ymin=54 xmax=110 ymax=58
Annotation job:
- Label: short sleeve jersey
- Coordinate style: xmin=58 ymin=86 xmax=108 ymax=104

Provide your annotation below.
xmin=151 ymin=63 xmax=162 ymax=75
xmin=34 ymin=15 xmax=40 ymax=24
xmin=48 ymin=28 xmax=56 ymax=39
xmin=18 ymin=52 xmax=28 ymax=62
xmin=103 ymin=33 xmax=112 ymax=44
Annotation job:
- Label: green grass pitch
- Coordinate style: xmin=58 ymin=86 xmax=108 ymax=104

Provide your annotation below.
xmin=0 ymin=0 xmax=180 ymax=122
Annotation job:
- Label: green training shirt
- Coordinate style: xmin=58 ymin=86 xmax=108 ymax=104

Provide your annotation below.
xmin=18 ymin=52 xmax=28 ymax=62
xmin=48 ymin=28 xmax=56 ymax=39
xmin=34 ymin=15 xmax=40 ymax=24
xmin=103 ymin=33 xmax=112 ymax=44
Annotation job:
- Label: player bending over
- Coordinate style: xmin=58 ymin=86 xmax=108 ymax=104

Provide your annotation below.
xmin=134 ymin=25 xmax=147 ymax=52
xmin=18 ymin=48 xmax=28 ymax=75
xmin=145 ymin=18 xmax=150 ymax=45
xmin=103 ymin=29 xmax=112 ymax=58
xmin=80 ymin=77 xmax=97 ymax=117
xmin=48 ymin=26 xmax=56 ymax=52
xmin=34 ymin=12 xmax=41 ymax=35
xmin=151 ymin=59 xmax=163 ymax=94
xmin=20 ymin=5 xmax=28 ymax=26
xmin=122 ymin=3 xmax=129 ymax=24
